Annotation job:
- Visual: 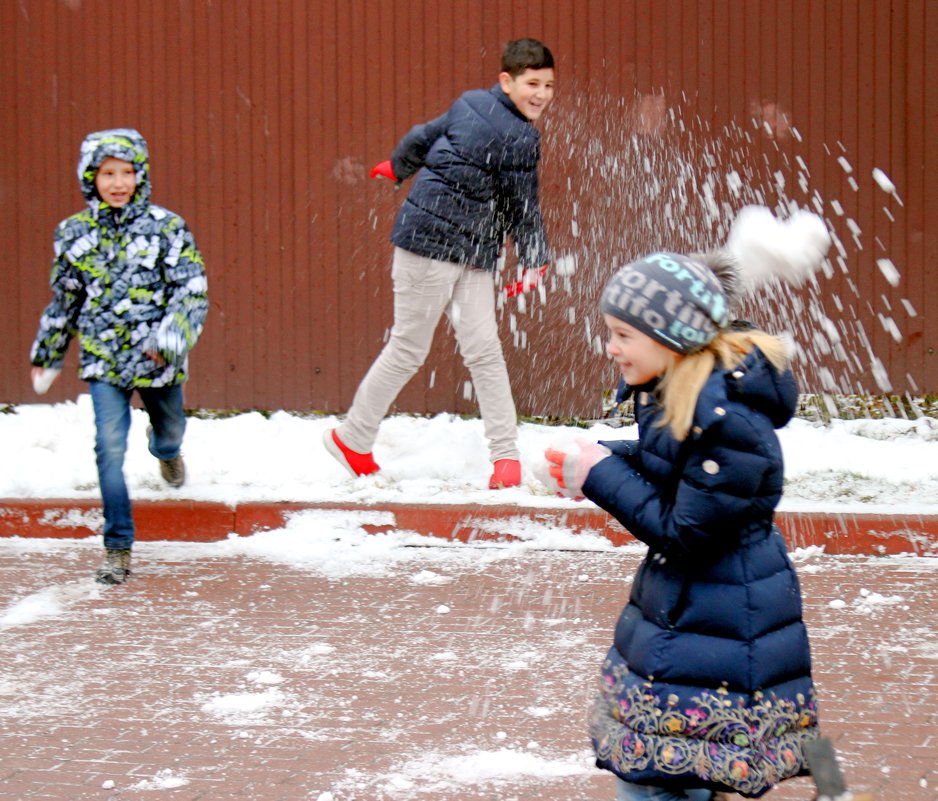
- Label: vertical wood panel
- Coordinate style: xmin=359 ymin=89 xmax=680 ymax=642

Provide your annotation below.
xmin=884 ymin=0 xmax=912 ymax=389
xmin=320 ymin=0 xmax=343 ymax=412
xmin=868 ymin=0 xmax=898 ymax=385
xmin=231 ymin=0 xmax=252 ymax=406
xmin=200 ymin=1 xmax=227 ymax=408
xmin=1 ymin=0 xmax=21 ymax=398
xmin=271 ymin=0 xmax=289 ymax=409
xmin=918 ymin=1 xmax=938 ymax=392
xmin=694 ymin=0 xmax=711 ymax=116
xmin=286 ymin=0 xmax=309 ymax=406
xmin=841 ymin=1 xmax=873 ymax=390
xmin=252 ymin=0 xmax=271 ymax=408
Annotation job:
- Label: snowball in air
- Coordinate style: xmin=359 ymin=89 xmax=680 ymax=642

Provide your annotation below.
xmin=726 ymin=205 xmax=831 ymax=292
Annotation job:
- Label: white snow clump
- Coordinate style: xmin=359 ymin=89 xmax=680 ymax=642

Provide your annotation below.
xmin=726 ymin=205 xmax=832 ymax=293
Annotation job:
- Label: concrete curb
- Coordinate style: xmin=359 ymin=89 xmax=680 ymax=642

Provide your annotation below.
xmin=2 ymin=498 xmax=937 ymax=556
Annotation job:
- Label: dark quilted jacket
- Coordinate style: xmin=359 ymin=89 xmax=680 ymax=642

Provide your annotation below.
xmin=582 ymin=347 xmax=818 ymax=798
xmin=389 ymin=85 xmax=549 ymax=271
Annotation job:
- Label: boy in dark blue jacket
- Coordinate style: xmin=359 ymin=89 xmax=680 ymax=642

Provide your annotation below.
xmin=325 ymin=38 xmax=554 ymax=489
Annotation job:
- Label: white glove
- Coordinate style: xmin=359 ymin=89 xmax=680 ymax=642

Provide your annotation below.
xmin=31 ymin=367 xmax=61 ymax=395
xmin=539 ymin=437 xmax=611 ymax=499
xmin=145 ymin=319 xmax=188 ymax=366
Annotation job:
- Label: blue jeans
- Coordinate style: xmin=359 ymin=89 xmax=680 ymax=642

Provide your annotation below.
xmin=90 ymin=381 xmax=186 ymax=550
xmin=615 ymin=778 xmax=713 ymax=801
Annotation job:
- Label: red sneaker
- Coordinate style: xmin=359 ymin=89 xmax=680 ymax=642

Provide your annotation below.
xmin=323 ymin=429 xmax=380 ymax=477
xmin=488 ymin=458 xmax=521 ymax=489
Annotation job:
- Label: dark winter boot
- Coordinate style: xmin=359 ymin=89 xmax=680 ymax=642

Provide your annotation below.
xmin=95 ymin=548 xmax=132 ymax=585
xmin=147 ymin=425 xmax=186 ymax=488
xmin=159 ymin=454 xmax=186 ymax=488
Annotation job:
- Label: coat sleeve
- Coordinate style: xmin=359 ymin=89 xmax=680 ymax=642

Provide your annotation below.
xmin=390 ymin=113 xmax=449 ymax=181
xmin=146 ymin=217 xmax=208 ymax=365
xmin=29 ymin=223 xmax=85 ymax=368
xmin=583 ymin=415 xmax=779 ymax=557
xmin=497 ymin=147 xmax=550 ymax=269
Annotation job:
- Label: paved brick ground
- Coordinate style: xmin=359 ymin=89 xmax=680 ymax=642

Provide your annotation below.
xmin=0 ymin=537 xmax=935 ymax=801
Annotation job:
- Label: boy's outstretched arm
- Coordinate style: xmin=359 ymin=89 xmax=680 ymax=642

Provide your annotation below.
xmin=389 ymin=113 xmax=448 ymax=181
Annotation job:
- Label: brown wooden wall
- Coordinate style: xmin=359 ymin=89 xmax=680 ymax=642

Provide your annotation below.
xmin=3 ymin=0 xmax=935 ymax=418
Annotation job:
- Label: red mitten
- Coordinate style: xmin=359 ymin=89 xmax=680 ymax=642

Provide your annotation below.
xmin=541 ymin=437 xmax=611 ymax=499
xmin=369 ymin=160 xmax=397 ymax=181
xmin=504 ymin=264 xmax=548 ymax=298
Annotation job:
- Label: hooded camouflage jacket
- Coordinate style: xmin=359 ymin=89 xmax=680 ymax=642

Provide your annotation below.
xmin=30 ymin=128 xmax=208 ymax=389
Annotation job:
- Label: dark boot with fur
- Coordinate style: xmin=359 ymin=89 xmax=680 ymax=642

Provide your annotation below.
xmin=95 ymin=548 xmax=132 ymax=585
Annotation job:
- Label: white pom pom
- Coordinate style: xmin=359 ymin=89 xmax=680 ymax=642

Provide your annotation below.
xmin=726 ymin=205 xmax=831 ymax=293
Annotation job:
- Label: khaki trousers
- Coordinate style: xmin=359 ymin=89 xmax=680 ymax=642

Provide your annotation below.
xmin=337 ymin=248 xmax=519 ymax=462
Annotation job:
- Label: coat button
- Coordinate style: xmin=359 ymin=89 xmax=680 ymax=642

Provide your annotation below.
xmin=732 ymin=370 xmax=744 ymax=378
xmin=714 ymin=406 xmax=726 ymax=416
xmin=702 ymin=459 xmax=720 ymax=475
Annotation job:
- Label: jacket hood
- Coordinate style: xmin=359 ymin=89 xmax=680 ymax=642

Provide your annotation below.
xmin=699 ymin=346 xmax=798 ymax=431
xmin=77 ymin=128 xmax=151 ymax=213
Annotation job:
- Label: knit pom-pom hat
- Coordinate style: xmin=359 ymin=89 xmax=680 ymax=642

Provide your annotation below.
xmin=600 ymin=251 xmax=733 ymax=355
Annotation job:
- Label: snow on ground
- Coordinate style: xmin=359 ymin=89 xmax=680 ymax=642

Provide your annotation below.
xmin=0 ymin=534 xmax=935 ymax=798
xmin=4 ymin=397 xmax=938 ymax=514
xmin=3 ymin=397 xmax=938 ymax=687
xmin=373 ymin=747 xmax=595 ymax=795
xmin=2 ymin=408 xmax=937 ymax=798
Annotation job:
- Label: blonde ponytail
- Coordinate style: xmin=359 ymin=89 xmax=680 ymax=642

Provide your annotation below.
xmin=657 ymin=330 xmax=790 ymax=441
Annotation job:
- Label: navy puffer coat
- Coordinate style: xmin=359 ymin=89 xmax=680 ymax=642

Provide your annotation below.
xmin=389 ymin=85 xmax=549 ymax=271
xmin=582 ymin=347 xmax=818 ymax=798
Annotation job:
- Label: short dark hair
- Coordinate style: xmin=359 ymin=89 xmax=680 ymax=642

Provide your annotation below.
xmin=501 ymin=38 xmax=554 ymax=77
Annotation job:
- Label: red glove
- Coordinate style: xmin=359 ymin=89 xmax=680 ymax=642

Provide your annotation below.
xmin=542 ymin=438 xmax=611 ymax=499
xmin=369 ymin=160 xmax=398 ymax=181
xmin=504 ymin=264 xmax=548 ymax=298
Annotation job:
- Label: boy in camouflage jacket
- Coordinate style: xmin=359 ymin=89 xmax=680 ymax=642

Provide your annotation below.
xmin=30 ymin=128 xmax=208 ymax=584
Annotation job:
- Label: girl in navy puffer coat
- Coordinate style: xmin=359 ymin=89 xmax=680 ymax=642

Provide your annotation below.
xmin=542 ymin=252 xmax=818 ymax=800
